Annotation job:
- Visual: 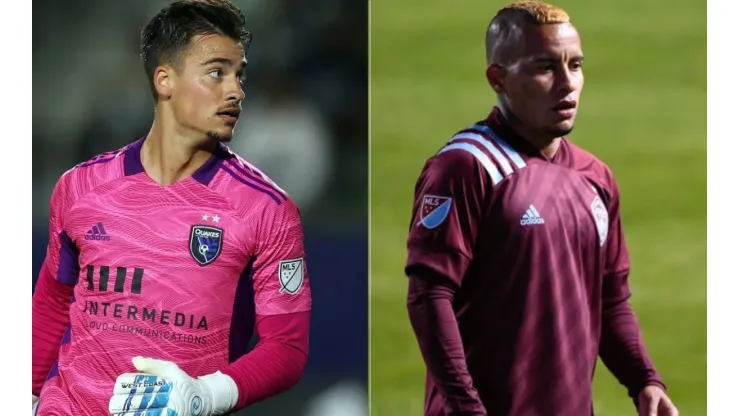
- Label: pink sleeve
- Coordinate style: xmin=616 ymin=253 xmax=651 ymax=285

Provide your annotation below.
xmin=251 ymin=199 xmax=311 ymax=315
xmin=222 ymin=199 xmax=311 ymax=409
xmin=32 ymin=174 xmax=78 ymax=395
xmin=221 ymin=312 xmax=309 ymax=409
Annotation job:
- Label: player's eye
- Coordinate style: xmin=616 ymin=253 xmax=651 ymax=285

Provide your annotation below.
xmin=209 ymin=69 xmax=222 ymax=79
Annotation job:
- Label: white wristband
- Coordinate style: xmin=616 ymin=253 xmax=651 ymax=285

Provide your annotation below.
xmin=199 ymin=371 xmax=239 ymax=415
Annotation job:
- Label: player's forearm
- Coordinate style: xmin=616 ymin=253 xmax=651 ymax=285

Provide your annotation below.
xmin=407 ymin=273 xmax=486 ymax=415
xmin=32 ymin=263 xmax=74 ymax=395
xmin=600 ymin=272 xmax=664 ymax=398
xmin=221 ymin=311 xmax=309 ymax=410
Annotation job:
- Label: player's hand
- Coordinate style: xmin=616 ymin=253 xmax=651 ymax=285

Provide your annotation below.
xmin=637 ymin=385 xmax=679 ymax=416
xmin=32 ymin=395 xmax=38 ymax=415
xmin=108 ymin=356 xmax=238 ymax=416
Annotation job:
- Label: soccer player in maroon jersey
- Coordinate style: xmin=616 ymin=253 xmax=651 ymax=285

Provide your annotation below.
xmin=405 ymin=2 xmax=679 ymax=416
xmin=32 ymin=1 xmax=310 ymax=415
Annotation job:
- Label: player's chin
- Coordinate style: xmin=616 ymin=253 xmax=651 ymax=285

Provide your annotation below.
xmin=545 ymin=120 xmax=575 ymax=137
xmin=210 ymin=125 xmax=237 ymax=142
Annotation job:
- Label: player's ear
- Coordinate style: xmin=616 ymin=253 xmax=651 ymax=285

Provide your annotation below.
xmin=154 ymin=65 xmax=174 ymax=100
xmin=486 ymin=64 xmax=506 ymax=94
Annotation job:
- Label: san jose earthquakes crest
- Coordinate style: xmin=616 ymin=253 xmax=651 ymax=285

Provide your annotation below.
xmin=190 ymin=225 xmax=224 ymax=266
xmin=418 ymin=195 xmax=452 ymax=229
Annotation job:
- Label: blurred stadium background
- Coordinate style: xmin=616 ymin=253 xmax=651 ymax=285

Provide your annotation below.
xmin=32 ymin=0 xmax=367 ymax=414
xmin=370 ymin=0 xmax=706 ymax=415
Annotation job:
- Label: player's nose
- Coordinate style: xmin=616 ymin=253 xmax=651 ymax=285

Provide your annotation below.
xmin=555 ymin=68 xmax=578 ymax=94
xmin=226 ymin=78 xmax=245 ymax=103
xmin=227 ymin=89 xmax=245 ymax=103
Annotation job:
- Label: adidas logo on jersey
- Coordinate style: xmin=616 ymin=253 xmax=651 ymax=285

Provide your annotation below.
xmin=85 ymin=222 xmax=111 ymax=241
xmin=520 ymin=205 xmax=545 ymax=226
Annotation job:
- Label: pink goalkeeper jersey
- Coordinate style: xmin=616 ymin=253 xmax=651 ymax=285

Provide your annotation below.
xmin=35 ymin=138 xmax=311 ymax=415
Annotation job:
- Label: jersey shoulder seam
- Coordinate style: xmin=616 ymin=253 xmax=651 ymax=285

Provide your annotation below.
xmin=218 ymin=155 xmax=289 ymax=206
xmin=431 ymin=122 xmax=528 ymax=190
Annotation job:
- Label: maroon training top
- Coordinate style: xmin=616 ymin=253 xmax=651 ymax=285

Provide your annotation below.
xmin=405 ymin=107 xmax=665 ymax=416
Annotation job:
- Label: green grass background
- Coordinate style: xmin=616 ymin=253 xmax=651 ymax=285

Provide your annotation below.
xmin=369 ymin=0 xmax=707 ymax=414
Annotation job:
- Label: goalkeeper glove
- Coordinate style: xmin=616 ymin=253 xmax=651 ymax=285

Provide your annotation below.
xmin=32 ymin=395 xmax=38 ymax=415
xmin=108 ymin=356 xmax=238 ymax=416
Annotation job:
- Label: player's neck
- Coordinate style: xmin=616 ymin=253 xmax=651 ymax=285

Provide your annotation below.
xmin=141 ymin=116 xmax=218 ymax=186
xmin=498 ymin=105 xmax=561 ymax=160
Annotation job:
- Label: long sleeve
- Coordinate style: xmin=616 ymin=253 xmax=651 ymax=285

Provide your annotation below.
xmin=598 ymin=180 xmax=664 ymax=401
xmin=407 ymin=268 xmax=485 ymax=415
xmin=599 ymin=271 xmax=664 ymax=399
xmin=405 ymin=149 xmax=489 ymax=415
xmin=222 ymin=196 xmax=311 ymax=410
xmin=32 ymin=260 xmax=75 ymax=396
xmin=32 ymin=174 xmax=79 ymax=396
xmin=221 ymin=311 xmax=309 ymax=409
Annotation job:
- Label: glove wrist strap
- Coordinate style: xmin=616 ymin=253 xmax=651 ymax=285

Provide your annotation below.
xmin=199 ymin=371 xmax=239 ymax=415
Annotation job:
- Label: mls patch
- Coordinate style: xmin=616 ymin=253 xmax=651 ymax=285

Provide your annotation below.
xmin=190 ymin=225 xmax=224 ymax=266
xmin=418 ymin=195 xmax=452 ymax=229
xmin=590 ymin=195 xmax=609 ymax=246
xmin=279 ymin=258 xmax=304 ymax=295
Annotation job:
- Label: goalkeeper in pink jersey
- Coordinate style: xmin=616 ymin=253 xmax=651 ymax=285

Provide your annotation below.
xmin=31 ymin=1 xmax=312 ymax=414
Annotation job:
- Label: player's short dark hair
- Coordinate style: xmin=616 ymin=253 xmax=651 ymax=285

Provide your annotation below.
xmin=485 ymin=1 xmax=570 ymax=67
xmin=140 ymin=0 xmax=251 ymax=100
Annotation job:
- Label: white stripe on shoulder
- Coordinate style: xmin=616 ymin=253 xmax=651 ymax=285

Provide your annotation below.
xmin=437 ymin=142 xmax=504 ymax=184
xmin=449 ymin=132 xmax=513 ymax=175
xmin=466 ymin=124 xmax=527 ymax=169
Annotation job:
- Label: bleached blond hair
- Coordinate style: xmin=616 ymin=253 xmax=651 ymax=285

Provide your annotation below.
xmin=485 ymin=1 xmax=571 ymax=67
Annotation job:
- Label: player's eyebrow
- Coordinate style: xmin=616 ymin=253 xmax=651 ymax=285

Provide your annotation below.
xmin=202 ymin=57 xmax=248 ymax=78
xmin=203 ymin=57 xmax=248 ymax=69
xmin=202 ymin=57 xmax=233 ymax=66
xmin=530 ymin=54 xmax=584 ymax=63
